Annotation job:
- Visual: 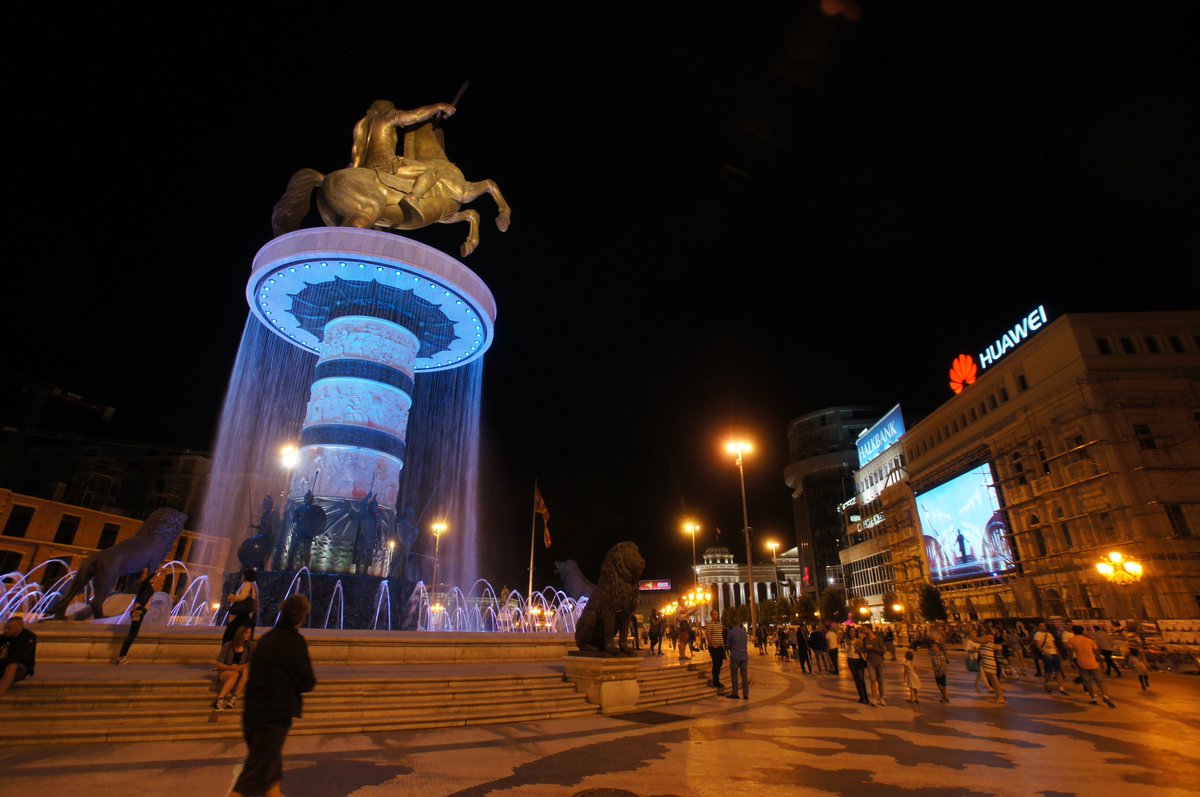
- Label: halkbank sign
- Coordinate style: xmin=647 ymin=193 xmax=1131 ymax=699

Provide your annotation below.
xmin=978 ymin=305 xmax=1049 ymax=370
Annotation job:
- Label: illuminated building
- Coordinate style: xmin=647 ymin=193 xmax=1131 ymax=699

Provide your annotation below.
xmin=861 ymin=310 xmax=1200 ymax=620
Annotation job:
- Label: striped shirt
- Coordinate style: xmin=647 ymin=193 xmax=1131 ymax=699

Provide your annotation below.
xmin=705 ymin=621 xmax=725 ymax=649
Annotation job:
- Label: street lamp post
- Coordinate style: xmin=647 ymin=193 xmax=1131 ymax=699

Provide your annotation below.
xmin=1097 ymin=550 xmax=1144 ymax=617
xmin=767 ymin=540 xmax=779 ymax=600
xmin=682 ymin=520 xmax=701 ymax=587
xmin=725 ymin=439 xmax=757 ymax=632
xmin=430 ymin=519 xmax=448 ymax=596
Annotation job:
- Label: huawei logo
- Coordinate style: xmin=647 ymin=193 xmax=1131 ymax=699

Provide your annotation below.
xmin=949 ymin=354 xmax=977 ymax=394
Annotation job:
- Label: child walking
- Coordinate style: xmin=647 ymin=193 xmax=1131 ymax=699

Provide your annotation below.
xmin=929 ymin=639 xmax=950 ymax=702
xmin=1127 ymin=648 xmax=1150 ymax=690
xmin=903 ymin=650 xmax=922 ymax=703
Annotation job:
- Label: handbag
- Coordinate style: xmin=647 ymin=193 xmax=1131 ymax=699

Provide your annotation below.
xmin=228 ymin=584 xmax=257 ymax=617
xmin=965 ymin=652 xmax=980 ymax=672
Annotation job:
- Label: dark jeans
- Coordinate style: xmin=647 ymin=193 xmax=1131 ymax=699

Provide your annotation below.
xmin=848 ymin=658 xmax=869 ymax=702
xmin=828 ymin=648 xmax=840 ymax=674
xmin=1101 ymin=649 xmax=1122 ymax=677
xmin=729 ymin=658 xmax=749 ymax=698
xmin=797 ymin=648 xmax=811 ymax=673
xmin=710 ymin=646 xmax=726 ymax=686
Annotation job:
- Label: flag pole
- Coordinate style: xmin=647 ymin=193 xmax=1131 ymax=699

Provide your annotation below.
xmin=527 ymin=481 xmax=537 ymax=610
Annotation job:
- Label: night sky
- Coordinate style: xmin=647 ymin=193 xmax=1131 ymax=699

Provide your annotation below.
xmin=5 ymin=2 xmax=1198 ymax=592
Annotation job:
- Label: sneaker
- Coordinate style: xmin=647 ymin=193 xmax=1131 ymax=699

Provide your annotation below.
xmin=226 ymin=695 xmax=239 ymax=709
xmin=741 ymin=696 xmax=748 ymax=700
xmin=211 ymin=699 xmax=224 ymax=712
xmin=1102 ymin=696 xmax=1116 ymax=708
xmin=1089 ymin=699 xmax=1099 ymax=705
xmin=1058 ymin=688 xmax=1070 ymax=695
xmin=725 ymin=694 xmax=739 ymax=700
xmin=115 ymin=656 xmax=127 ymax=665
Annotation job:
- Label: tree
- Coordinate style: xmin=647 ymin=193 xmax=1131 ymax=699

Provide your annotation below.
xmin=819 ymin=586 xmax=847 ymax=623
xmin=848 ymin=595 xmax=870 ymax=622
xmin=795 ymin=592 xmax=818 ymax=622
xmin=918 ymin=583 xmax=948 ymax=622
xmin=882 ymin=591 xmax=902 ymax=623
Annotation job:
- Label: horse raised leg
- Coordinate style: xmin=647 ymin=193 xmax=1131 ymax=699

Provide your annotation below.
xmin=438 ymin=209 xmax=481 ymax=257
xmin=458 ymin=179 xmax=512 ymax=232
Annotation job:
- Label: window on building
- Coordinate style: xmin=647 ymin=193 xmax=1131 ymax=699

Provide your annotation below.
xmin=1165 ymin=504 xmax=1193 ymax=537
xmin=54 ymin=515 xmax=81 ymax=545
xmin=1061 ymin=522 xmax=1074 ymax=549
xmin=1096 ymin=337 xmax=1113 ymax=354
xmin=1144 ymin=336 xmax=1161 ymax=354
xmin=97 ymin=523 xmax=120 ymax=549
xmin=1033 ymin=528 xmax=1048 ymax=557
xmin=989 ymin=395 xmax=998 ymax=410
xmin=1035 ymin=439 xmax=1051 ymax=475
xmin=1133 ymin=423 xmax=1158 ymax=450
xmin=1011 ymin=451 xmax=1027 ymax=486
xmin=1098 ymin=512 xmax=1118 ymax=541
xmin=2 ymin=506 xmax=35 ymax=538
xmin=999 ymin=386 xmax=1009 ymax=402
xmin=1169 ymin=335 xmax=1186 ymax=353
xmin=1016 ymin=373 xmax=1028 ymax=391
xmin=1120 ymin=336 xmax=1137 ymax=354
xmin=0 ymin=549 xmax=23 ymax=575
xmin=970 ymin=407 xmax=977 ymax=421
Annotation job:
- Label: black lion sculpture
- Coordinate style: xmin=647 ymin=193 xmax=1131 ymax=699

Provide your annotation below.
xmin=54 ymin=508 xmax=188 ymax=619
xmin=573 ymin=541 xmax=646 ymax=656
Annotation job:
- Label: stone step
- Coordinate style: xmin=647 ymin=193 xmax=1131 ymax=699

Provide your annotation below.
xmin=8 ymin=693 xmax=597 ymax=730
xmin=8 ymin=685 xmax=590 ymax=719
xmin=2 ymin=701 xmax=603 ymax=746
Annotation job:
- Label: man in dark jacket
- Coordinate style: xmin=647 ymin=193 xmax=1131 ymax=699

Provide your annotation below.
xmin=0 ymin=616 xmax=37 ymax=699
xmin=229 ymin=594 xmax=316 ymax=797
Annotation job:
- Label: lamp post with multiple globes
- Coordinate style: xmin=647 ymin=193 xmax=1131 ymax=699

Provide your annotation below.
xmin=725 ymin=438 xmax=757 ymax=632
xmin=1096 ymin=551 xmax=1144 ymax=617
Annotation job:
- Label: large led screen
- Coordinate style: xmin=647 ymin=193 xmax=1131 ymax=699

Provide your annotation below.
xmin=915 ymin=463 xmax=1015 ymax=584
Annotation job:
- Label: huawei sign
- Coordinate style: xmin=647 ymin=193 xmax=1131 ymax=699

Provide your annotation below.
xmin=949 ymin=354 xmax=977 ymax=394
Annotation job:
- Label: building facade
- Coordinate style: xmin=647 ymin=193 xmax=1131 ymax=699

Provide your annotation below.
xmin=0 ymin=489 xmax=229 ymax=605
xmin=870 ymin=310 xmax=1200 ymax=621
xmin=783 ymin=406 xmax=880 ymax=598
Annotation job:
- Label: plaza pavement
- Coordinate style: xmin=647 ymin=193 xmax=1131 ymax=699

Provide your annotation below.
xmin=2 ymin=646 xmax=1198 ymax=797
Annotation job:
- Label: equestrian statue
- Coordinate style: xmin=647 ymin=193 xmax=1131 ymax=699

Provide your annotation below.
xmin=270 ymin=88 xmax=511 ymax=257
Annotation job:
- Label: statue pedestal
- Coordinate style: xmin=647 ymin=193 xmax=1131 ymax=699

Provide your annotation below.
xmin=563 ymin=654 xmax=640 ymax=715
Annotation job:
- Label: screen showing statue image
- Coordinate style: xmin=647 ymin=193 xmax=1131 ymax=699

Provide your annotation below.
xmin=915 ymin=462 xmax=1015 ymax=584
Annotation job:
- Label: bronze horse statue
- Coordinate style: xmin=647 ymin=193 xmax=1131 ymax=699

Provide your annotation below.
xmin=270 ymin=121 xmax=511 ymax=257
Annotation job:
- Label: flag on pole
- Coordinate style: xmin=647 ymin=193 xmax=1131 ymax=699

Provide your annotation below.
xmin=715 ymin=526 xmax=722 ymax=540
xmin=534 ymin=482 xmax=551 ymax=547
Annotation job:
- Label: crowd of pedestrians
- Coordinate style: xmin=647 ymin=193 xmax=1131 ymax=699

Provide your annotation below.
xmin=672 ymin=613 xmax=1144 ymax=713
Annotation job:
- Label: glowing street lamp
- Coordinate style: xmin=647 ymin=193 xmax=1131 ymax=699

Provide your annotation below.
xmin=725 ymin=438 xmax=758 ymax=631
xmin=386 ymin=538 xmax=396 ymax=575
xmin=766 ymin=539 xmax=780 ymax=599
xmin=430 ymin=519 xmax=448 ymax=594
xmin=1096 ymin=551 xmax=1143 ymax=585
xmin=682 ymin=519 xmax=702 ymax=586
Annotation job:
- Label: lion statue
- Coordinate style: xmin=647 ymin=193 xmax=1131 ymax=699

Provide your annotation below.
xmin=554 ymin=559 xmax=596 ymax=600
xmin=53 ymin=508 xmax=188 ymax=620
xmin=573 ymin=541 xmax=646 ymax=656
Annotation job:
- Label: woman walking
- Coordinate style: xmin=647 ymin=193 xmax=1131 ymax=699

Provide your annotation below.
xmin=975 ymin=626 xmax=1006 ymax=704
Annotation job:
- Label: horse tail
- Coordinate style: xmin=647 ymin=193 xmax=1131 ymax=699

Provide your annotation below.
xmin=271 ymin=168 xmax=325 ymax=237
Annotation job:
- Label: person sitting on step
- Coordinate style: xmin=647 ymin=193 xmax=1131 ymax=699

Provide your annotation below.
xmin=212 ymin=624 xmax=255 ymax=711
